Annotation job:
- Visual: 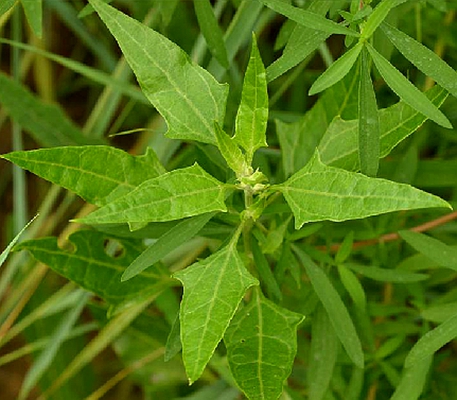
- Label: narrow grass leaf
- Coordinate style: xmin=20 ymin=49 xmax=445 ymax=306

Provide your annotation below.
xmin=309 ymin=42 xmax=363 ymax=95
xmin=391 ymin=356 xmax=432 ymax=400
xmin=358 ymin=46 xmax=380 ymax=176
xmin=174 ymin=239 xmax=259 ymax=383
xmin=194 ymin=0 xmax=229 ymax=68
xmin=400 ymin=231 xmax=457 ymax=271
xmin=224 ymin=288 xmax=304 ymax=400
xmin=0 ymin=214 xmax=37 ymax=269
xmin=361 ymin=0 xmax=407 ymax=39
xmin=308 ymin=306 xmax=339 ymax=400
xmin=293 ymin=246 xmax=364 ymax=368
xmin=79 ymin=164 xmax=227 ymax=225
xmin=337 ymin=265 xmax=367 ymax=311
xmin=89 ymin=0 xmax=228 ymax=145
xmin=164 ymin=314 xmax=181 ymax=362
xmin=381 ymin=22 xmax=457 ymax=98
xmin=262 ymin=0 xmax=358 ymax=37
xmin=251 ymin=237 xmax=282 ymax=303
xmin=234 ymin=34 xmax=268 ymax=163
xmin=15 ymin=231 xmax=172 ymax=306
xmin=367 ymin=43 xmax=452 ymax=129
xmin=20 ymin=0 xmax=42 ymax=38
xmin=318 ymin=86 xmax=448 ymax=169
xmin=18 ymin=290 xmax=89 ymax=400
xmin=278 ymin=151 xmax=450 ymax=228
xmin=214 ymin=123 xmax=248 ymax=177
xmin=0 ymin=72 xmax=96 ymax=147
xmin=1 ymin=146 xmax=165 ymax=207
xmin=345 ymin=263 xmax=428 ymax=283
xmin=122 ymin=213 xmax=215 ymax=282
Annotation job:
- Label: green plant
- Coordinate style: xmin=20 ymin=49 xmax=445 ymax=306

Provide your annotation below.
xmin=1 ymin=0 xmax=457 ymax=399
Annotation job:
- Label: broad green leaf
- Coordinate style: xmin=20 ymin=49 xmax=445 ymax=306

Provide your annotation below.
xmin=234 ymin=34 xmax=268 ymax=164
xmin=358 ymin=46 xmax=380 ymax=176
xmin=277 ymin=70 xmax=360 ymax=176
xmin=391 ymin=356 xmax=432 ymax=400
xmin=278 ymin=151 xmax=450 ymax=228
xmin=345 ymin=263 xmax=428 ymax=283
xmin=79 ymin=164 xmax=227 ymax=225
xmin=293 ymin=246 xmax=364 ymax=368
xmin=399 ymin=231 xmax=457 ymax=271
xmin=308 ymin=306 xmax=339 ymax=400
xmin=266 ymin=0 xmax=331 ymax=82
xmin=20 ymin=0 xmax=42 ymax=38
xmin=89 ymin=0 xmax=228 ymax=145
xmin=318 ymin=85 xmax=448 ymax=170
xmin=0 ymin=215 xmax=37 ymax=269
xmin=360 ymin=0 xmax=407 ymax=40
xmin=262 ymin=0 xmax=359 ymax=37
xmin=0 ymin=0 xmax=15 ymax=16
xmin=0 ymin=72 xmax=96 ymax=147
xmin=194 ymin=0 xmax=229 ymax=68
xmin=174 ymin=239 xmax=259 ymax=383
xmin=122 ymin=213 xmax=216 ymax=282
xmin=15 ymin=231 xmax=172 ymax=306
xmin=381 ymin=22 xmax=457 ymax=99
xmin=367 ymin=43 xmax=452 ymax=129
xmin=18 ymin=290 xmax=89 ymax=400
xmin=224 ymin=288 xmax=304 ymax=400
xmin=214 ymin=123 xmax=248 ymax=177
xmin=1 ymin=146 xmax=165 ymax=207
xmin=309 ymin=42 xmax=363 ymax=95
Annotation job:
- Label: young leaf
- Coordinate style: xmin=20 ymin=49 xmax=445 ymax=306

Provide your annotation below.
xmin=78 ymin=164 xmax=227 ymax=225
xmin=89 ymin=0 xmax=228 ymax=145
xmin=308 ymin=306 xmax=340 ymax=400
xmin=214 ymin=123 xmax=248 ymax=177
xmin=15 ymin=231 xmax=172 ymax=306
xmin=293 ymin=246 xmax=364 ymax=368
xmin=194 ymin=0 xmax=229 ymax=68
xmin=122 ymin=212 xmax=216 ymax=282
xmin=262 ymin=0 xmax=359 ymax=37
xmin=20 ymin=0 xmax=42 ymax=38
xmin=234 ymin=34 xmax=268 ymax=164
xmin=1 ymin=146 xmax=165 ymax=207
xmin=318 ymin=85 xmax=448 ymax=170
xmin=367 ymin=43 xmax=452 ymax=129
xmin=391 ymin=356 xmax=432 ymax=400
xmin=0 ymin=72 xmax=96 ymax=147
xmin=224 ymin=288 xmax=304 ymax=400
xmin=361 ymin=0 xmax=407 ymax=40
xmin=381 ymin=22 xmax=457 ymax=99
xmin=174 ymin=238 xmax=259 ymax=384
xmin=358 ymin=46 xmax=380 ymax=176
xmin=309 ymin=42 xmax=363 ymax=96
xmin=399 ymin=231 xmax=457 ymax=271
xmin=278 ymin=151 xmax=450 ymax=228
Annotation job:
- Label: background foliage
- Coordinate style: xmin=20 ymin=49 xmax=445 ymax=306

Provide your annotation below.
xmin=1 ymin=0 xmax=457 ymax=399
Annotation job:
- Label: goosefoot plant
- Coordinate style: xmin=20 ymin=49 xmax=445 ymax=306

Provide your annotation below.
xmin=2 ymin=0 xmax=457 ymax=399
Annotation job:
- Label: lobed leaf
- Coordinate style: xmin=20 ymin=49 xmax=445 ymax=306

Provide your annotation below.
xmin=89 ymin=0 xmax=228 ymax=145
xmin=400 ymin=231 xmax=457 ymax=271
xmin=367 ymin=43 xmax=452 ymax=129
xmin=1 ymin=146 xmax=165 ymax=207
xmin=224 ymin=288 xmax=304 ymax=400
xmin=15 ymin=231 xmax=172 ymax=306
xmin=309 ymin=42 xmax=363 ymax=96
xmin=262 ymin=0 xmax=358 ymax=37
xmin=278 ymin=151 xmax=450 ymax=228
xmin=79 ymin=163 xmax=227 ymax=225
xmin=174 ymin=239 xmax=258 ymax=383
xmin=358 ymin=46 xmax=380 ymax=176
xmin=318 ymin=85 xmax=448 ymax=170
xmin=381 ymin=22 xmax=457 ymax=98
xmin=0 ymin=72 xmax=96 ymax=147
xmin=234 ymin=34 xmax=268 ymax=164
xmin=294 ymin=246 xmax=364 ymax=368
